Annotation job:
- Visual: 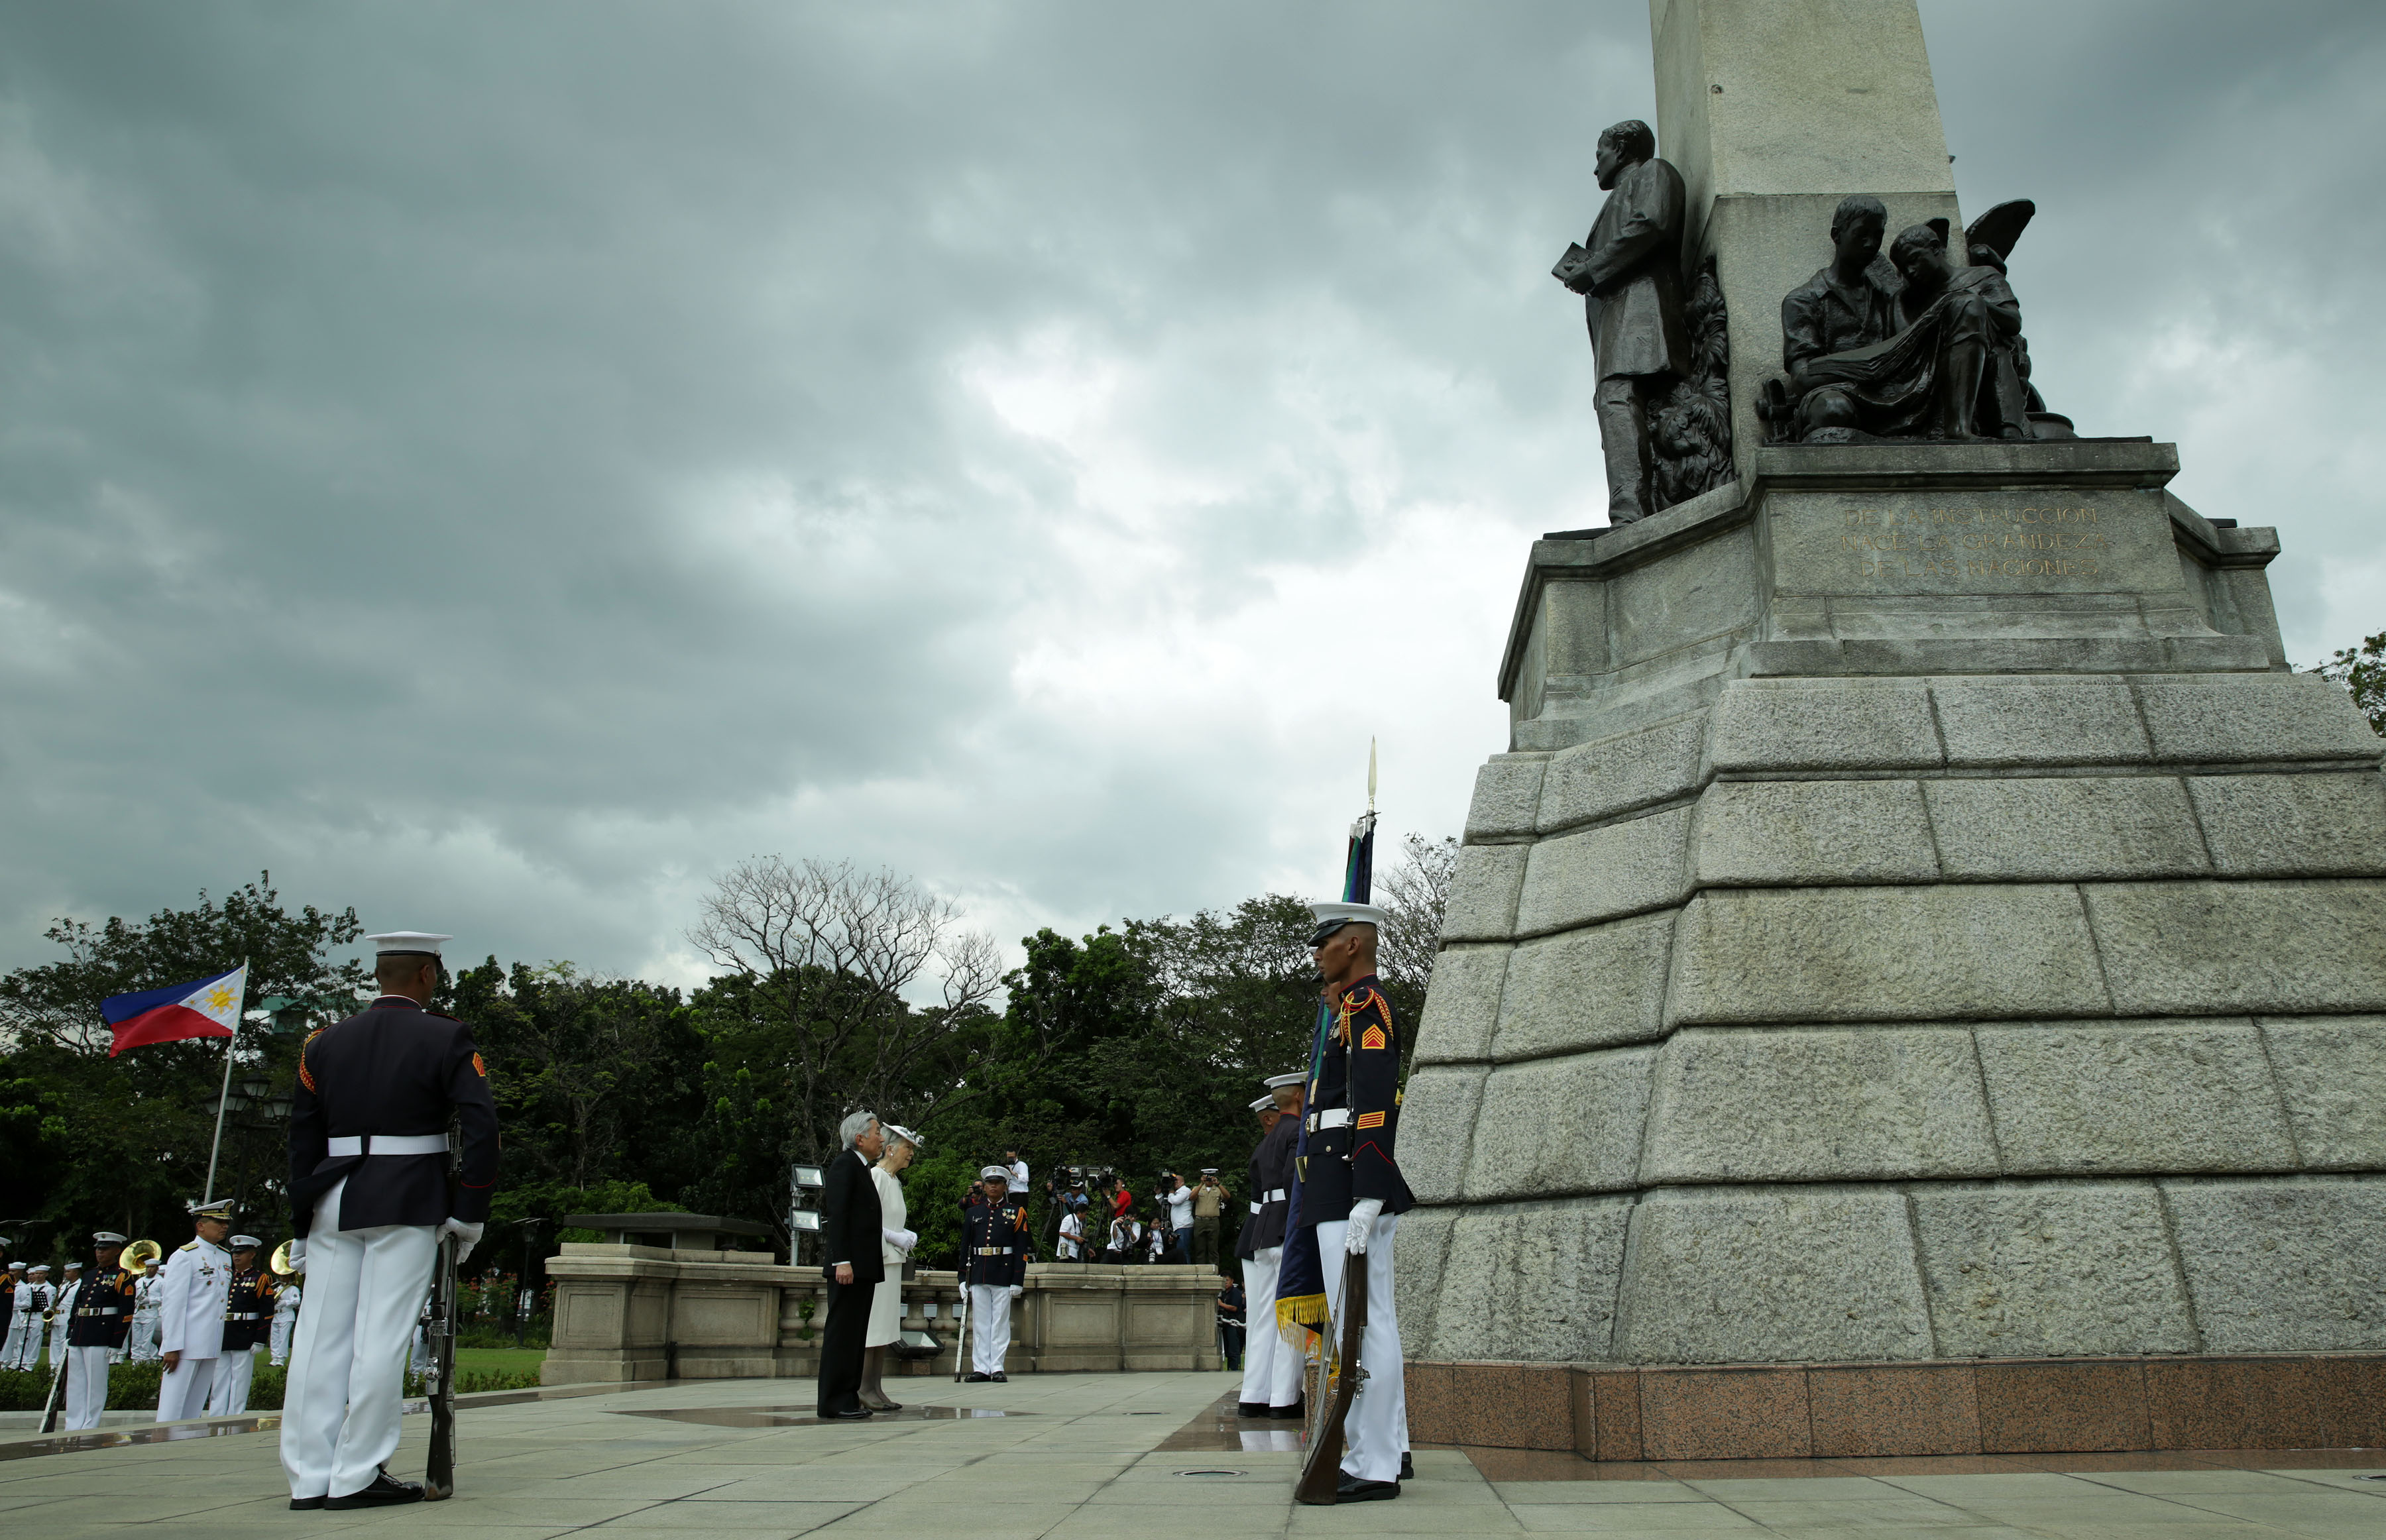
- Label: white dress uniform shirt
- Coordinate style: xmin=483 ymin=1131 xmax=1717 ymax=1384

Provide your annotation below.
xmin=129 ymin=1274 xmax=164 ymax=1362
xmin=47 ymin=1277 xmax=79 ymax=1362
xmin=158 ymin=1239 xmax=231 ymax=1359
xmin=3 ymin=1280 xmax=53 ymax=1370
xmin=154 ymin=1237 xmax=231 ymax=1421
xmin=271 ymin=1283 xmax=303 ymax=1365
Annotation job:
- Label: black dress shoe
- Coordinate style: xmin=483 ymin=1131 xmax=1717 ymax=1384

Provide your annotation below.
xmin=962 ymin=1371 xmax=991 ymax=1383
xmin=823 ymin=1406 xmax=874 ymax=1420
xmin=325 ymin=1472 xmax=425 ymax=1510
xmin=1400 ymin=1452 xmax=1414 ymax=1481
xmin=288 ymin=1498 xmax=325 ymax=1511
xmin=1265 ymin=1400 xmax=1304 ymax=1419
xmin=1236 ymin=1401 xmax=1267 ymax=1417
xmin=1335 ymin=1476 xmax=1401 ymax=1502
xmin=989 ymin=1372 xmax=1007 ymax=1383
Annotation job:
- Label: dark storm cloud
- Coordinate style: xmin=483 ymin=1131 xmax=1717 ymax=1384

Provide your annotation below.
xmin=0 ymin=1 xmax=2378 ymax=983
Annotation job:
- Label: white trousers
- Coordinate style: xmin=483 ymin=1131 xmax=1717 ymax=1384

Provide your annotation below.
xmin=1239 ymin=1248 xmax=1303 ymax=1409
xmin=205 ymin=1347 xmax=257 ymax=1415
xmin=64 ymin=1345 xmax=113 ymax=1430
xmin=156 ymin=1354 xmax=219 ymax=1421
xmin=270 ymin=1319 xmax=294 ymax=1365
xmin=279 ymin=1182 xmax=437 ymax=1500
xmin=968 ymin=1284 xmax=1013 ymax=1375
xmin=129 ymin=1315 xmax=160 ymax=1362
xmin=1315 ymin=1215 xmax=1407 ymax=1484
xmin=1 ymin=1320 xmax=34 ymax=1371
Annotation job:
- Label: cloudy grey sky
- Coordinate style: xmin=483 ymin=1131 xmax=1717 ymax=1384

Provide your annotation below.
xmin=2 ymin=1 xmax=2381 ymax=989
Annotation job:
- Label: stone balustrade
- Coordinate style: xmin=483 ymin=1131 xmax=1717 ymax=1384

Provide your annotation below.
xmin=541 ymin=1244 xmax=1227 ymax=1385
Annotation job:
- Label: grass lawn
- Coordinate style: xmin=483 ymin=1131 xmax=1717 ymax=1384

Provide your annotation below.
xmin=455 ymin=1347 xmax=547 ymax=1382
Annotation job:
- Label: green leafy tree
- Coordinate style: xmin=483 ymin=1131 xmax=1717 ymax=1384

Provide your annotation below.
xmin=449 ymin=960 xmax=703 ymax=1195
xmin=2314 ymin=629 xmax=2386 ymax=736
xmin=0 ymin=875 xmax=365 ymax=1248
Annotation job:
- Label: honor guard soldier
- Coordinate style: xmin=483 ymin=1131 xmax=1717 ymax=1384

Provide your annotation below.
xmin=48 ymin=1262 xmax=82 ymax=1370
xmin=958 ymin=1166 xmax=1033 ymax=1382
xmin=63 ymin=1234 xmax=136 ymax=1430
xmin=280 ymin=931 xmax=499 ymax=1511
xmin=1235 ymin=1072 xmax=1306 ymax=1419
xmin=1299 ymin=902 xmax=1416 ymax=1501
xmin=207 ymin=1237 xmax=270 ymax=1415
xmin=156 ymin=1200 xmax=236 ymax=1419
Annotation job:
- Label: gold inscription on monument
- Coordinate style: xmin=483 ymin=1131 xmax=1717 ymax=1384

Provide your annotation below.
xmin=1839 ymin=505 xmax=2104 ymax=582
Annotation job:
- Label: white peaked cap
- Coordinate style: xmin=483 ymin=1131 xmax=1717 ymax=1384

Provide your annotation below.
xmin=230 ymin=1235 xmax=262 ymax=1248
xmin=368 ymin=931 xmax=453 ymax=956
xmin=93 ymin=1231 xmax=127 ymax=1244
xmin=979 ymin=1165 xmax=1011 ymax=1181
xmin=1248 ymin=1095 xmax=1273 ymax=1111
xmin=1263 ymin=1072 xmax=1306 ymax=1089
xmin=1308 ymin=901 xmax=1391 ymax=944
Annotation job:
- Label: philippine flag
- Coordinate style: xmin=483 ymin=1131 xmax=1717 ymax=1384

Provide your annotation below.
xmin=102 ymin=963 xmax=249 ymax=1058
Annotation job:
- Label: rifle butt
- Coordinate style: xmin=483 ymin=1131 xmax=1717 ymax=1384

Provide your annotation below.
xmin=1292 ymin=1264 xmax=1370 ymax=1504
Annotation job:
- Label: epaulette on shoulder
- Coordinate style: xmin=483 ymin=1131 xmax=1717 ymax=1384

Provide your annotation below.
xmin=178 ymin=1240 xmax=199 ymax=1252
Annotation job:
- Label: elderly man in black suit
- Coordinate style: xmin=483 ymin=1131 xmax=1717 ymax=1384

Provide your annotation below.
xmin=817 ymin=1110 xmax=886 ymax=1419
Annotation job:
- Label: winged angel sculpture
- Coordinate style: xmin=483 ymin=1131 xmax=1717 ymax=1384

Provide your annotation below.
xmin=1759 ymin=198 xmax=2071 ymax=444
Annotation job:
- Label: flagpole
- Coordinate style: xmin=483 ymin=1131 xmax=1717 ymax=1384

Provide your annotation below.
xmin=201 ymin=960 xmax=248 ymax=1204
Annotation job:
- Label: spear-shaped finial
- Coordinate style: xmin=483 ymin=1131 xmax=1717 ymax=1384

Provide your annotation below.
xmin=1367 ymin=737 xmax=1377 ymax=812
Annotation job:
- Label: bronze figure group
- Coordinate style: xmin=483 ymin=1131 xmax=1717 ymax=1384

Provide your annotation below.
xmin=1558 ymin=122 xmax=2071 ymax=526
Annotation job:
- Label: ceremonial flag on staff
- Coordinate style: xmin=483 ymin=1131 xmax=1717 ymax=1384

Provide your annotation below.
xmin=102 ymin=963 xmax=249 ymax=1057
xmin=1275 ymin=800 xmax=1375 ymax=1334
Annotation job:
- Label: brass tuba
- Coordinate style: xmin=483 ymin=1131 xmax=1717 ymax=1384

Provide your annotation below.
xmin=120 ymin=1239 xmax=162 ymax=1272
xmin=269 ymin=1239 xmax=300 ymax=1276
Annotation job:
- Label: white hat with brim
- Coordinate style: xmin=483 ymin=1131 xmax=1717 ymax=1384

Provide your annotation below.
xmin=1264 ymin=1072 xmax=1306 ymax=1089
xmin=1248 ymin=1094 xmax=1273 ymax=1111
xmin=1308 ymin=902 xmax=1391 ymax=946
xmin=93 ymin=1232 xmax=127 ymax=1245
xmin=979 ymin=1166 xmax=1011 ymax=1182
xmin=367 ymin=931 xmax=453 ymax=957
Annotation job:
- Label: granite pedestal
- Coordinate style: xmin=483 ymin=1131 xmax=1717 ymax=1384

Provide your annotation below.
xmin=1398 ymin=441 xmax=2386 ymax=1455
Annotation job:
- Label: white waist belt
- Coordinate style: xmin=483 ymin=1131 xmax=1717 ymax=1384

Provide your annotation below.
xmin=326 ymin=1134 xmax=451 ymax=1156
xmin=1265 ymin=1187 xmax=1287 ymax=1202
xmin=1307 ymin=1109 xmax=1352 ymax=1132
xmin=1249 ymin=1201 xmax=1261 ymax=1215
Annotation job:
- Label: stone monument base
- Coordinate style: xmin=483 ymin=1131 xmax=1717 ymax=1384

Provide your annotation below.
xmin=1404 ymin=1352 xmax=2386 ymax=1458
xmin=1398 ymin=441 xmax=2386 ymax=1456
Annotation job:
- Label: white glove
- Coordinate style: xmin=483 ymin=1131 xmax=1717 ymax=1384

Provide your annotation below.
xmin=1344 ymin=1198 xmax=1383 ymax=1256
xmin=1009 ymin=1284 xmax=1024 ymax=1300
xmin=435 ymin=1219 xmax=484 ymax=1248
xmin=286 ymin=1239 xmax=306 ymax=1271
xmin=883 ymin=1227 xmax=918 ymax=1254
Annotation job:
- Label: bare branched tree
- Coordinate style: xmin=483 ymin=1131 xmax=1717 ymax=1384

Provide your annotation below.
xmin=688 ymin=857 xmax=1002 ymax=1161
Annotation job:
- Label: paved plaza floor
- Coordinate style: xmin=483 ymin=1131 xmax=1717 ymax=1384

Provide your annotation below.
xmin=2 ymin=1372 xmax=2380 ymax=1539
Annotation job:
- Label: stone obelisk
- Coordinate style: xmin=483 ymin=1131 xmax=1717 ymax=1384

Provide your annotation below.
xmin=1396 ymin=0 xmax=2386 ymax=1460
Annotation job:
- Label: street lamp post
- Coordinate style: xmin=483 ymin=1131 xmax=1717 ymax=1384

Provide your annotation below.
xmin=514 ymin=1219 xmax=542 ymax=1350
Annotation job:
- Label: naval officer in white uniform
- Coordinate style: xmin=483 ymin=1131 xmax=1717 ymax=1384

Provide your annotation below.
xmin=156 ymin=1199 xmax=237 ymax=1420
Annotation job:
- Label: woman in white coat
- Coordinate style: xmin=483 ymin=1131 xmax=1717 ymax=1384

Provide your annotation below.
xmin=861 ymin=1125 xmax=919 ymax=1412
